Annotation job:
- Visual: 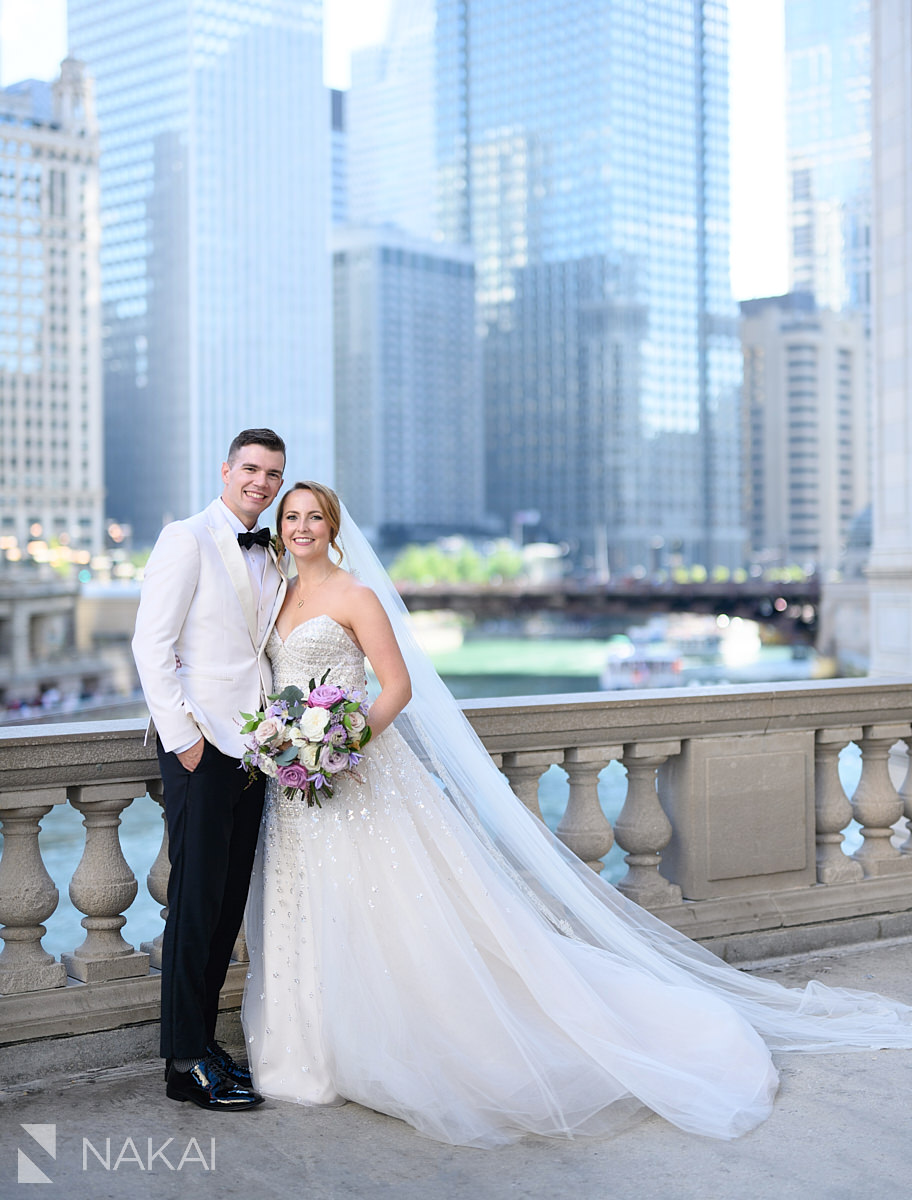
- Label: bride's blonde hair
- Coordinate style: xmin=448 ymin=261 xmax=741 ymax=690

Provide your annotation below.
xmin=275 ymin=481 xmax=344 ymax=564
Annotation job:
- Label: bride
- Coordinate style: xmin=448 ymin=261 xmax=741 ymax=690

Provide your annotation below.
xmin=242 ymin=482 xmax=912 ymax=1148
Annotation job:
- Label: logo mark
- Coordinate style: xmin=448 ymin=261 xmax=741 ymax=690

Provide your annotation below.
xmin=18 ymin=1124 xmax=56 ymax=1185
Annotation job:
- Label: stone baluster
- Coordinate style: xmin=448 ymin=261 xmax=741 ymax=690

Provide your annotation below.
xmin=0 ymin=788 xmax=68 ymax=993
xmin=62 ymin=783 xmax=150 ymax=982
xmin=556 ymin=746 xmax=620 ymax=873
xmin=896 ymin=740 xmax=912 ymax=856
xmin=814 ymin=729 xmax=864 ymax=884
xmin=140 ymin=780 xmax=169 ymax=970
xmin=501 ymin=750 xmax=555 ymax=820
xmin=850 ymin=723 xmax=912 ymax=877
xmin=615 ymin=741 xmax=683 ymax=908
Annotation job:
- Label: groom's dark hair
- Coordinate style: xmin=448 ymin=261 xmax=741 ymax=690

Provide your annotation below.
xmin=227 ymin=428 xmax=286 ymax=464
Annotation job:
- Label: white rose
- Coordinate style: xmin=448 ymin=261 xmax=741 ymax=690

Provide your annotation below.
xmin=298 ymin=742 xmax=319 ymax=768
xmin=258 ymin=755 xmax=278 ymax=777
xmin=298 ymin=706 xmax=331 ymax=740
xmin=345 ymin=711 xmax=367 ymax=735
xmin=254 ymin=716 xmax=285 ymax=745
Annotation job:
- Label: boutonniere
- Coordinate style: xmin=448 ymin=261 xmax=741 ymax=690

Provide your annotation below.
xmin=270 ymin=533 xmax=286 ymax=560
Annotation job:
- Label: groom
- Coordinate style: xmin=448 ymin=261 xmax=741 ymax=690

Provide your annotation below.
xmin=132 ymin=428 xmax=287 ymax=1110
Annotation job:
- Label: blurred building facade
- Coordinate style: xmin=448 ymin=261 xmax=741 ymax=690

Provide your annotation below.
xmin=866 ymin=0 xmax=912 ymax=676
xmin=785 ymin=0 xmax=871 ymax=319
xmin=741 ymin=292 xmax=868 ymax=574
xmin=347 ymin=0 xmax=437 ymax=242
xmin=331 ymin=89 xmax=348 ymax=227
xmin=332 ymin=226 xmax=481 ymax=543
xmin=0 ymin=61 xmax=104 ymax=555
xmin=347 ymin=0 xmax=744 ymax=571
xmin=68 ymin=0 xmax=332 ymax=546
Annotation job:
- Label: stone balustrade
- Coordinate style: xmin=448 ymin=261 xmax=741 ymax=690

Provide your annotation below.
xmin=2 ymin=679 xmax=912 ymax=1078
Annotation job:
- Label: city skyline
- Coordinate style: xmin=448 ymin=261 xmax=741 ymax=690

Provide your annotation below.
xmin=0 ymin=0 xmax=788 ymax=304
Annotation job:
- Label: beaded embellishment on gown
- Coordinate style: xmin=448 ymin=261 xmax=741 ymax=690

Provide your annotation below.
xmin=242 ymin=615 xmax=781 ymax=1147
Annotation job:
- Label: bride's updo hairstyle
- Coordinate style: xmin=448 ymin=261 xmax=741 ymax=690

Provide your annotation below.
xmin=276 ymin=481 xmax=344 ymax=564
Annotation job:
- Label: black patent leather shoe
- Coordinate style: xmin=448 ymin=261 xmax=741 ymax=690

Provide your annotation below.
xmin=163 ymin=1045 xmax=252 ymax=1086
xmin=165 ymin=1057 xmax=264 ymax=1110
xmin=205 ymin=1040 xmax=253 ymax=1088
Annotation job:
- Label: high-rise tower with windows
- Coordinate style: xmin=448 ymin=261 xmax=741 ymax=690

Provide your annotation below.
xmin=68 ymin=0 xmax=331 ymax=544
xmin=0 ymin=61 xmax=103 ymax=553
xmin=785 ymin=0 xmax=871 ymax=318
xmin=741 ymin=292 xmax=868 ymax=573
xmin=348 ymin=0 xmax=744 ymax=570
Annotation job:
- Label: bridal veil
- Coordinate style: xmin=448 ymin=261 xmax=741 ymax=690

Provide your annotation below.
xmin=336 ymin=503 xmax=912 ymax=1053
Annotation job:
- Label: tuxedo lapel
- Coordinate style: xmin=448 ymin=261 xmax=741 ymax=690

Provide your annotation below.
xmin=209 ymin=519 xmax=259 ymax=645
xmin=259 ymin=551 xmax=288 ymax=651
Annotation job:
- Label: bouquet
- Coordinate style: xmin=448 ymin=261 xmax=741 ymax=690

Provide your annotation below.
xmin=240 ymin=671 xmax=372 ymax=807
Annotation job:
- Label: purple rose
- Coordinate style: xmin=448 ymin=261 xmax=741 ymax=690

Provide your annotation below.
xmin=319 ymin=746 xmax=350 ymax=774
xmin=277 ymin=762 xmax=311 ymax=790
xmin=309 ymin=683 xmax=345 ymax=709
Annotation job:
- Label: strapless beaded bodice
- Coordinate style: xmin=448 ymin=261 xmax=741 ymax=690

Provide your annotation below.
xmin=266 ymin=614 xmax=367 ymax=696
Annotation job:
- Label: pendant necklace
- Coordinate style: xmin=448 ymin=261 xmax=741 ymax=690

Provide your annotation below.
xmin=295 ymin=566 xmax=335 ymax=608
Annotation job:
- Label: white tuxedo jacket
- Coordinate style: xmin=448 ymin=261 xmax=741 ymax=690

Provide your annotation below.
xmin=132 ymin=499 xmax=287 ymax=760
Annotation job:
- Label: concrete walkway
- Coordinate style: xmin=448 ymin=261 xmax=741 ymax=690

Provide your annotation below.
xmin=3 ymin=940 xmax=912 ymax=1199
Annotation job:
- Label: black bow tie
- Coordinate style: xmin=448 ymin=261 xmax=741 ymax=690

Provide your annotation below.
xmin=237 ymin=528 xmax=271 ymax=550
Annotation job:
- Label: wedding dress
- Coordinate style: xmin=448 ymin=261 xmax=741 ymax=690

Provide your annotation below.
xmin=242 ymin=510 xmax=912 ymax=1148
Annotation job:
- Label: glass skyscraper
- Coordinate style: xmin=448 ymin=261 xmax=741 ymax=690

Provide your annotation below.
xmin=68 ymin=0 xmax=332 ymax=544
xmin=785 ymin=0 xmax=871 ymax=317
xmin=333 ymin=227 xmax=480 ymax=542
xmin=349 ymin=0 xmax=743 ymax=570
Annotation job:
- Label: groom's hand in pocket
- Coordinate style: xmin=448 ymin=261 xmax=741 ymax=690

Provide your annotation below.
xmin=177 ymin=737 xmax=205 ymax=772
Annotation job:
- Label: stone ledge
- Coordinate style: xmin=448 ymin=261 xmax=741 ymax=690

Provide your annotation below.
xmin=463 ymin=677 xmax=912 ymax=752
xmin=0 ymin=1010 xmax=246 ymax=1090
xmin=656 ymin=873 xmax=912 ymax=939
xmin=705 ymin=912 xmax=912 ymax=965
xmin=0 ymin=961 xmax=246 ymax=1046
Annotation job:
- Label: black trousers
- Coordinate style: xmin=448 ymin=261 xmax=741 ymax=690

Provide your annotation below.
xmin=156 ymin=737 xmax=265 ymax=1059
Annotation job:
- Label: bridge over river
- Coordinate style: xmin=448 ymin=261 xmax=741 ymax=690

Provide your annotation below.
xmin=396 ymin=577 xmax=821 ymax=634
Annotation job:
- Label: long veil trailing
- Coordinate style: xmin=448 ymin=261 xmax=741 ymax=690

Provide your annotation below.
xmin=337 ymin=503 xmax=912 ymax=1052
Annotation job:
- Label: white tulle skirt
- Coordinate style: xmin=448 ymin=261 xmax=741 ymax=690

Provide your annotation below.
xmin=242 ymin=726 xmax=779 ymax=1146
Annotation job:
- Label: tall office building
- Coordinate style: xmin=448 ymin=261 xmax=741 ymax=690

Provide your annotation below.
xmin=785 ymin=0 xmax=871 ymax=317
xmin=333 ymin=226 xmax=480 ymax=542
xmin=0 ymin=61 xmax=104 ymax=553
xmin=348 ymin=0 xmax=744 ymax=570
xmin=337 ymin=0 xmax=481 ymax=541
xmin=347 ymin=0 xmax=436 ymax=240
xmin=741 ymin=293 xmax=868 ymax=573
xmin=68 ymin=0 xmax=332 ymax=545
